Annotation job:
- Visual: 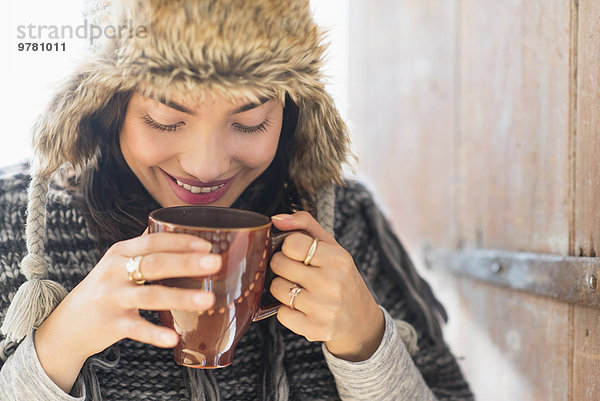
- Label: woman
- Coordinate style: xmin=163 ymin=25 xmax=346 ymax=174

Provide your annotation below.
xmin=0 ymin=0 xmax=473 ymax=400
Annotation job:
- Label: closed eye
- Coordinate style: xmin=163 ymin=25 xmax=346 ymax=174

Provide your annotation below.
xmin=143 ymin=114 xmax=184 ymax=132
xmin=143 ymin=114 xmax=271 ymax=134
xmin=233 ymin=119 xmax=271 ymax=134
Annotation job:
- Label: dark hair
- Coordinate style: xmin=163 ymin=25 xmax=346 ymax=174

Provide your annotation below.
xmin=70 ymin=91 xmax=302 ymax=252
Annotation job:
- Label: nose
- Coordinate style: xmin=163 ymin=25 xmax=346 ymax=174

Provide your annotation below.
xmin=177 ymin=128 xmax=232 ymax=183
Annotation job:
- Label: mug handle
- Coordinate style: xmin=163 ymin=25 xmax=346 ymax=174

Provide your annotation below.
xmin=253 ymin=229 xmax=305 ymax=321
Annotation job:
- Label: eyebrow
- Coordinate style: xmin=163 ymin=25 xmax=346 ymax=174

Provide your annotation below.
xmin=154 ymin=96 xmax=271 ymax=116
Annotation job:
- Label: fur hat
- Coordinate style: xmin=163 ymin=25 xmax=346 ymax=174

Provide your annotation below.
xmin=1 ymin=0 xmax=353 ymax=344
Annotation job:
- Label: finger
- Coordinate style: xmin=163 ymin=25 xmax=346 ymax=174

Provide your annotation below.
xmin=270 ymin=251 xmax=320 ymax=286
xmin=271 ymin=211 xmax=337 ymax=245
xmin=270 ymin=276 xmax=311 ymax=313
xmin=276 ymin=305 xmax=320 ymax=342
xmin=278 ymin=233 xmax=343 ymax=268
xmin=119 ymin=285 xmax=216 ymax=312
xmin=120 ymin=315 xmax=180 ymax=348
xmin=113 ymin=232 xmax=212 ymax=257
xmin=127 ymin=252 xmax=221 ymax=281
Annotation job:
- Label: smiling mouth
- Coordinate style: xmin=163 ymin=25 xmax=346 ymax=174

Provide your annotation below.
xmin=175 ymin=179 xmax=226 ymax=193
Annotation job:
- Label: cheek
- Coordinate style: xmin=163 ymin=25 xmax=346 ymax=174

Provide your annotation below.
xmin=231 ymin=102 xmax=284 ymax=168
xmin=232 ymin=132 xmax=281 ymax=168
xmin=120 ymin=121 xmax=173 ymax=167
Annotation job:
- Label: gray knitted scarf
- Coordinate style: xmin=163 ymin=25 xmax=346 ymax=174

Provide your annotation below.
xmin=0 ymin=175 xmax=336 ymax=401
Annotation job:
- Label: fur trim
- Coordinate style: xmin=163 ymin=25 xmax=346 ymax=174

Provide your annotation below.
xmin=32 ymin=0 xmax=354 ymax=197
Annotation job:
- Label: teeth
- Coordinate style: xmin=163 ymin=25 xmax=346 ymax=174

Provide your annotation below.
xmin=176 ymin=179 xmax=225 ymax=193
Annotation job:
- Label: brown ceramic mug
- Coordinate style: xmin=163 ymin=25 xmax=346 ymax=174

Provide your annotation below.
xmin=148 ymin=206 xmax=293 ymax=368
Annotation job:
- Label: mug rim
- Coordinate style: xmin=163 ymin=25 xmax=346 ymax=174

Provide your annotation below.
xmin=148 ymin=205 xmax=272 ymax=231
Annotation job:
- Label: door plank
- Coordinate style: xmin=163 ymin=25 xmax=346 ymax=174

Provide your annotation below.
xmin=572 ymin=1 xmax=600 ymax=400
xmin=573 ymin=305 xmax=600 ymax=400
xmin=347 ymin=0 xmax=458 ymax=253
xmin=425 ymin=273 xmax=570 ymax=401
xmin=459 ymin=0 xmax=571 ymax=254
xmin=574 ymin=0 xmax=600 ymax=257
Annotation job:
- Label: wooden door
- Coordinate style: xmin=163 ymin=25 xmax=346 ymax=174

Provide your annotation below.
xmin=347 ymin=0 xmax=600 ymax=399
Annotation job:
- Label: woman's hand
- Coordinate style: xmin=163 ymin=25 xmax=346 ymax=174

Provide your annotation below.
xmin=270 ymin=212 xmax=385 ymax=362
xmin=33 ymin=231 xmax=220 ymax=393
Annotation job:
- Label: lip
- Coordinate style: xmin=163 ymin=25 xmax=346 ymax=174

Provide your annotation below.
xmin=161 ymin=169 xmax=238 ymax=205
xmin=167 ymin=172 xmax=233 ymax=187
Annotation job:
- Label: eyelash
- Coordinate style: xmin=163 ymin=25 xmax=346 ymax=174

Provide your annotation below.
xmin=143 ymin=115 xmax=183 ymax=132
xmin=232 ymin=119 xmax=272 ymax=134
xmin=143 ymin=114 xmax=271 ymax=134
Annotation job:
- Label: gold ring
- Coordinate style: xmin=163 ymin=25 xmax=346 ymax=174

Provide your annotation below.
xmin=288 ymin=284 xmax=302 ymax=310
xmin=126 ymin=255 xmax=146 ymax=285
xmin=303 ymin=237 xmax=319 ymax=265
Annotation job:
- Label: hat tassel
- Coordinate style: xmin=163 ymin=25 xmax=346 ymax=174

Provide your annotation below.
xmin=0 ymin=175 xmax=68 ymax=346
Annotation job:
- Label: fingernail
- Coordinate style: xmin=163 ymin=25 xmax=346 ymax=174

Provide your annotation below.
xmin=271 ymin=214 xmax=291 ymax=221
xmin=191 ymin=240 xmax=211 ymax=251
xmin=199 ymin=254 xmax=220 ymax=269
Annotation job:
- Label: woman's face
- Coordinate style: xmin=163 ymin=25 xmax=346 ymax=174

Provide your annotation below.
xmin=120 ymin=91 xmax=284 ymax=207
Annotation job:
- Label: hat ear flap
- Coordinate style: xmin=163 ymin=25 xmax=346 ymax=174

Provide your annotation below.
xmin=289 ymin=86 xmax=354 ymax=197
xmin=31 ymin=66 xmax=134 ymax=178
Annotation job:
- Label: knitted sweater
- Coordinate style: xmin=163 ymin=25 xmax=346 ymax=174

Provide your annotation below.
xmin=0 ymin=162 xmax=473 ymax=400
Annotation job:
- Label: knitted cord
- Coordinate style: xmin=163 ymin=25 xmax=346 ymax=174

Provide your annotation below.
xmin=0 ymin=338 xmax=18 ymax=363
xmin=262 ymin=318 xmax=289 ymax=401
xmin=186 ymin=368 xmax=221 ymax=401
xmin=396 ymin=320 xmax=419 ymax=356
xmin=80 ymin=344 xmax=121 ymax=401
xmin=315 ymin=183 xmax=335 ymax=236
xmin=0 ymin=174 xmax=68 ymax=344
xmin=22 ymin=175 xmax=50 ymax=280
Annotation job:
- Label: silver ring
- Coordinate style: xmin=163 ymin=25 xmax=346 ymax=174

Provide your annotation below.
xmin=288 ymin=284 xmax=302 ymax=310
xmin=126 ymin=255 xmax=146 ymax=285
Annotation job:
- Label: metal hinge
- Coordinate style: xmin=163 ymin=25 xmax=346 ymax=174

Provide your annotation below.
xmin=423 ymin=248 xmax=600 ymax=308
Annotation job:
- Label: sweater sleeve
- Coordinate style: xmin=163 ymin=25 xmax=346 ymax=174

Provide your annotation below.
xmin=322 ymin=306 xmax=436 ymax=401
xmin=0 ymin=332 xmax=86 ymax=401
xmin=332 ymin=181 xmax=474 ymax=400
